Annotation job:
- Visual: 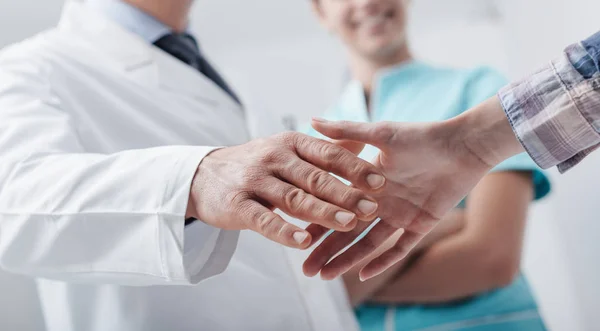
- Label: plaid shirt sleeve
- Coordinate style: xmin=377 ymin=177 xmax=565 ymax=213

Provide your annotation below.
xmin=498 ymin=32 xmax=600 ymax=173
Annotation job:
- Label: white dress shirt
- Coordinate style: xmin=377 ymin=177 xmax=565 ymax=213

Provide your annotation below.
xmin=86 ymin=0 xmax=171 ymax=42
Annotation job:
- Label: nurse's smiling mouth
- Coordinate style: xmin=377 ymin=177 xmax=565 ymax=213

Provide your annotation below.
xmin=350 ymin=7 xmax=396 ymax=36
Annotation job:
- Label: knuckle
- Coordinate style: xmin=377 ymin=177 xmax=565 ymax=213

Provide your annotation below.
xmin=374 ymin=123 xmax=396 ymax=143
xmin=351 ymin=161 xmax=370 ymax=177
xmin=276 ymin=223 xmax=292 ymax=238
xmin=314 ymin=203 xmax=331 ymax=219
xmin=259 ymin=149 xmax=286 ymax=165
xmin=252 ymin=137 xmax=269 ymax=147
xmin=257 ymin=140 xmax=296 ymax=166
xmin=320 ymin=144 xmax=344 ymax=165
xmin=306 ymin=170 xmax=332 ymax=193
xmin=284 ymin=187 xmax=308 ymax=211
xmin=235 ymin=201 xmax=256 ymax=229
xmin=226 ymin=191 xmax=250 ymax=207
xmin=276 ymin=131 xmax=301 ymax=145
xmin=240 ymin=168 xmax=264 ymax=188
xmin=340 ymin=187 xmax=361 ymax=204
xmin=255 ymin=212 xmax=277 ymax=234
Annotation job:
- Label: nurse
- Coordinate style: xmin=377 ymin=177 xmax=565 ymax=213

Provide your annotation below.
xmin=307 ymin=0 xmax=552 ymax=330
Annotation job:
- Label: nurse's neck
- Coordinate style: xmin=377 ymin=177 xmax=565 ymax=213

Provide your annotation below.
xmin=349 ymin=43 xmax=413 ymax=112
xmin=123 ymin=0 xmax=194 ymax=32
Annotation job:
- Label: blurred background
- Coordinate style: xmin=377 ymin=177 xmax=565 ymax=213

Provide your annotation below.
xmin=0 ymin=0 xmax=599 ymax=330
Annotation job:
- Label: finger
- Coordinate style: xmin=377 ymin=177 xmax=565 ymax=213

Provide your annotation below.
xmin=331 ymin=139 xmax=366 ymax=156
xmin=305 ymin=224 xmax=331 ymax=246
xmin=359 ymin=230 xmax=425 ymax=281
xmin=319 ymin=221 xmax=399 ymax=280
xmin=311 ymin=118 xmax=395 ymax=150
xmin=241 ymin=200 xmax=312 ymax=249
xmin=255 ymin=178 xmax=359 ymax=232
xmin=277 ymin=159 xmax=379 ymax=220
xmin=292 ymin=134 xmax=386 ymax=192
xmin=406 ymin=209 xmax=440 ymax=235
xmin=303 ymin=221 xmax=372 ymax=277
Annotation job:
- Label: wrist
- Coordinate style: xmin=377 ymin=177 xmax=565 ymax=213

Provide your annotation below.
xmin=185 ymin=148 xmax=224 ymax=220
xmin=449 ymin=96 xmax=524 ymax=167
xmin=186 ymin=166 xmax=201 ymax=220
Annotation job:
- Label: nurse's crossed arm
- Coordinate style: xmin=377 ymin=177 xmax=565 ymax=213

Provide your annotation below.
xmin=186 ymin=132 xmax=385 ymax=248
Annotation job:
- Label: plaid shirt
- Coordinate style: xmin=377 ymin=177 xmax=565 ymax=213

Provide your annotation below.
xmin=499 ymin=31 xmax=600 ymax=173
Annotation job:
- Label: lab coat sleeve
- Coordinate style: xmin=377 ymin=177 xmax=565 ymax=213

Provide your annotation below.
xmin=0 ymin=59 xmax=239 ymax=286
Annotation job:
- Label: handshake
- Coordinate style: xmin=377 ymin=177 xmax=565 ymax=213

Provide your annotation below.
xmin=187 ymin=97 xmax=522 ymax=281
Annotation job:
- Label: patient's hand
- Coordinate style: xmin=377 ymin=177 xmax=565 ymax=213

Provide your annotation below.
xmin=303 ymin=116 xmax=494 ymax=281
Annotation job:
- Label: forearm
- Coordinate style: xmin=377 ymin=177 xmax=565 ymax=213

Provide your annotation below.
xmin=370 ymin=232 xmax=516 ymax=304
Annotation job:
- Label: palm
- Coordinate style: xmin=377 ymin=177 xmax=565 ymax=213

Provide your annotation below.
xmin=303 ymin=120 xmax=492 ymax=281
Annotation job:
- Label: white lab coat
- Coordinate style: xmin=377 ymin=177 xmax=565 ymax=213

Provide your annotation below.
xmin=0 ymin=2 xmax=358 ymax=330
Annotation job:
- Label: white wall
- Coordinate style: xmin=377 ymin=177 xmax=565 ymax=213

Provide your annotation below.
xmin=0 ymin=0 xmax=599 ymax=330
xmin=498 ymin=1 xmax=600 ymax=330
xmin=0 ymin=1 xmax=64 ymax=330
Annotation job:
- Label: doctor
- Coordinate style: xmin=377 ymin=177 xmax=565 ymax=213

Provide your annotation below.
xmin=0 ymin=0 xmax=385 ymax=330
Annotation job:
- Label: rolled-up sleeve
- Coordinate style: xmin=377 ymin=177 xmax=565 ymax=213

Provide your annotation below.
xmin=498 ymin=40 xmax=600 ymax=173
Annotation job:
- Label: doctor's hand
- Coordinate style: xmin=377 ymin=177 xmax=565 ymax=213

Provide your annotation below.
xmin=186 ymin=132 xmax=386 ymax=249
xmin=303 ymin=97 xmax=523 ymax=280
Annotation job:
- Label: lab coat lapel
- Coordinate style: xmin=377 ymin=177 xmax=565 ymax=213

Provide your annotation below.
xmin=152 ymin=48 xmax=242 ymax=113
xmin=58 ymin=1 xmax=241 ymax=113
xmin=57 ymin=1 xmax=159 ymax=88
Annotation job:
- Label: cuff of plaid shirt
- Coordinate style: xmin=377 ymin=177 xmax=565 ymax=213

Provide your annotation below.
xmin=498 ymin=42 xmax=600 ymax=173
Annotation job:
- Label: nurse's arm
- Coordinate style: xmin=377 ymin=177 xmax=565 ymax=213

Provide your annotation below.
xmin=342 ymin=210 xmax=465 ymax=307
xmin=369 ymin=171 xmax=532 ymax=304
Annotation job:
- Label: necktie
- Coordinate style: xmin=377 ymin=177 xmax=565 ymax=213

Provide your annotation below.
xmin=153 ymin=33 xmax=241 ymax=104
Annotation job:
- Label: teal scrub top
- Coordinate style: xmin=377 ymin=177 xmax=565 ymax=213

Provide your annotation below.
xmin=305 ymin=61 xmax=551 ymax=331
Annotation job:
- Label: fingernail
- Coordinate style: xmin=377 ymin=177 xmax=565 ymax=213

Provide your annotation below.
xmin=366 ymin=174 xmax=385 ymax=189
xmin=359 ymin=270 xmax=371 ymax=282
xmin=312 ymin=117 xmax=328 ymax=123
xmin=293 ymin=232 xmax=309 ymax=245
xmin=335 ymin=211 xmax=355 ymax=226
xmin=358 ymin=200 xmax=378 ymax=215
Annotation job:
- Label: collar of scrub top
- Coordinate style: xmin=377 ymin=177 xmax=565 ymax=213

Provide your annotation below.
xmin=85 ymin=0 xmax=184 ymax=44
xmin=342 ymin=60 xmax=423 ymax=122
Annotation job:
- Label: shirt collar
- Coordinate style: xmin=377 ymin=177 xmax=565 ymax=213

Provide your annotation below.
xmin=85 ymin=0 xmax=172 ymax=43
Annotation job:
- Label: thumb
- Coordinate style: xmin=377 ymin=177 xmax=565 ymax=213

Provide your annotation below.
xmin=311 ymin=118 xmax=389 ymax=149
